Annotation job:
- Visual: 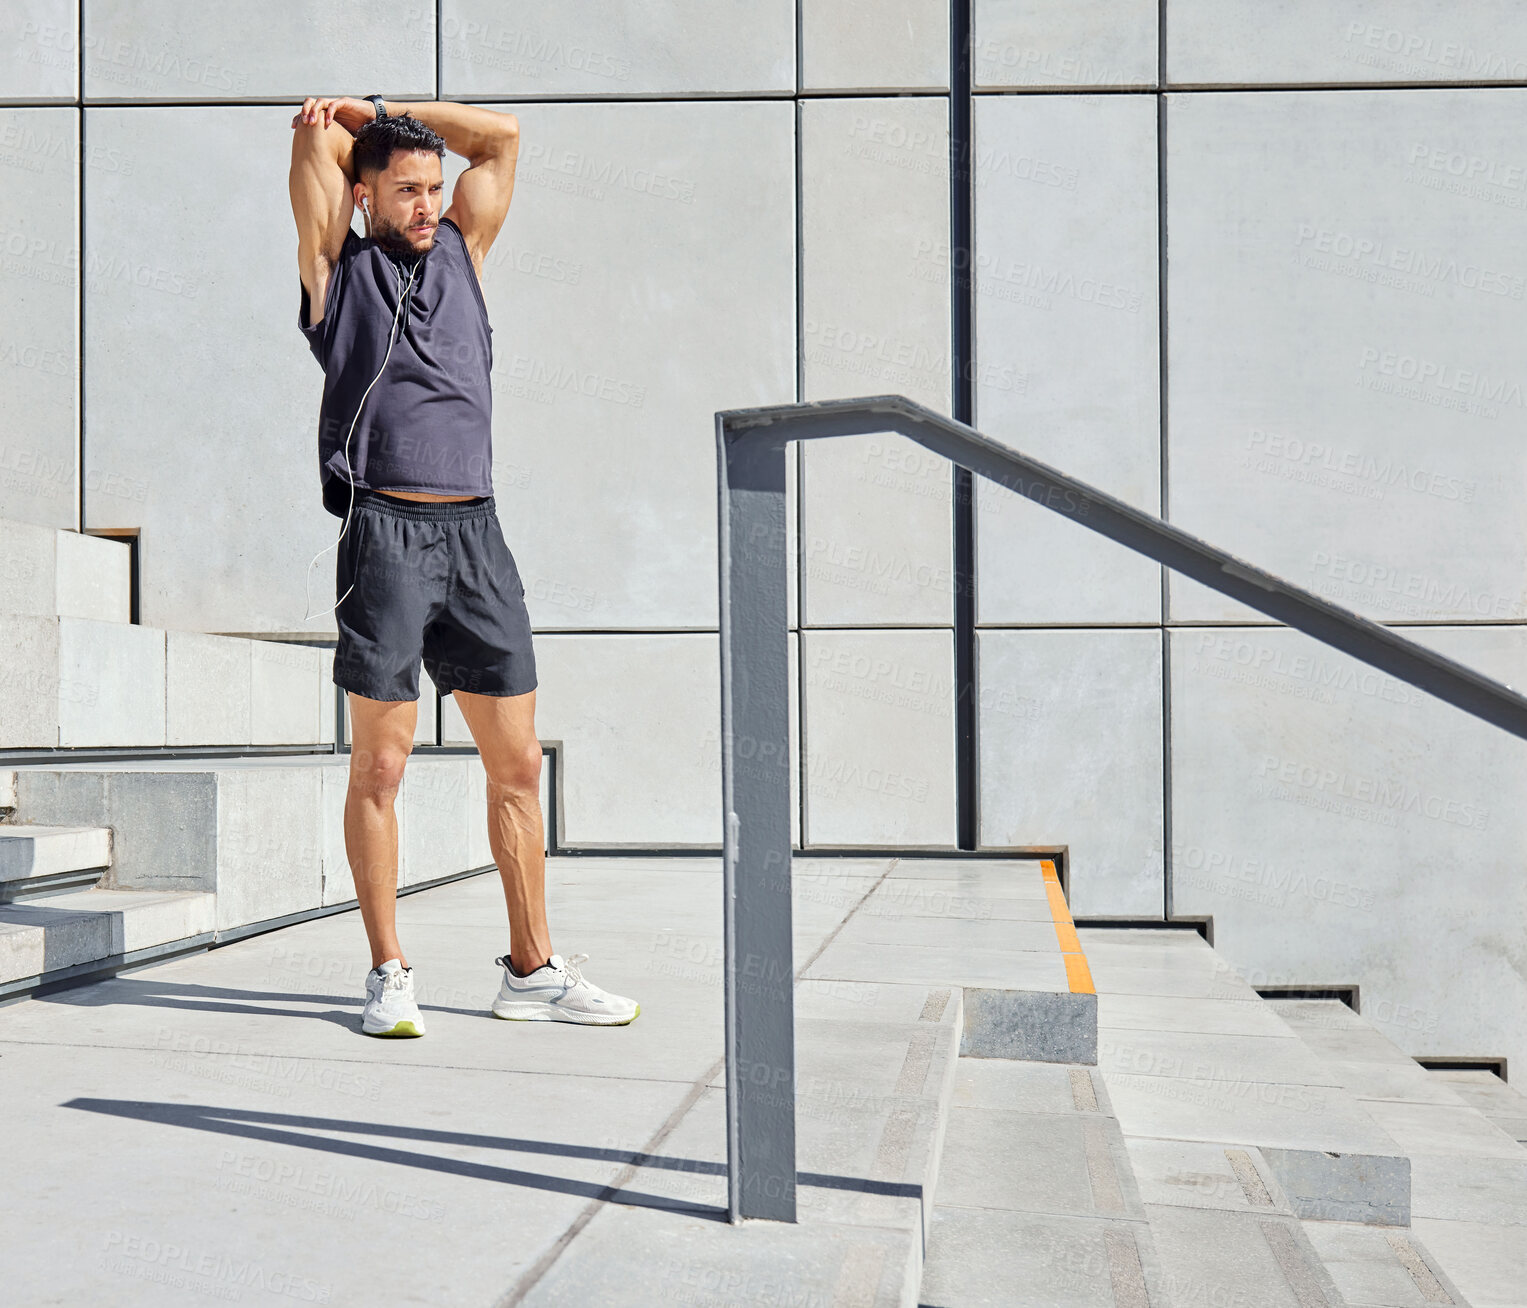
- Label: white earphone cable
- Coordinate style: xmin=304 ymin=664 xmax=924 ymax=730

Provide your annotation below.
xmin=302 ymin=236 xmax=421 ymax=624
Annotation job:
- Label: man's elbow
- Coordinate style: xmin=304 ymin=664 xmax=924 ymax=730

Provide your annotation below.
xmin=470 ymin=118 xmax=518 ymax=167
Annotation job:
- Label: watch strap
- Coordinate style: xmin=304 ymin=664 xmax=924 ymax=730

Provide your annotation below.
xmin=366 ymin=95 xmax=387 ymax=120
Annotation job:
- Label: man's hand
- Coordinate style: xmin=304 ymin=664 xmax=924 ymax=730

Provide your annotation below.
xmin=291 ymin=96 xmax=374 ymax=133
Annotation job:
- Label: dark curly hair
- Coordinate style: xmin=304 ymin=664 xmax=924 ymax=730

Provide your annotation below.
xmin=352 ymin=112 xmax=446 ymax=187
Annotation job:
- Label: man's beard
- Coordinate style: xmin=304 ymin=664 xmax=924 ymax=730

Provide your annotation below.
xmin=372 ymin=216 xmax=435 ymax=259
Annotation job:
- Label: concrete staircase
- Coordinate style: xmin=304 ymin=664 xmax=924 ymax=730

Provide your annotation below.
xmin=920 ymin=924 xmax=1527 ymax=1306
xmin=0 ymin=512 xmax=543 ymax=999
xmin=1274 ymin=997 xmax=1527 ymax=1306
xmin=1429 ymin=1068 xmax=1527 ymax=1150
xmin=0 ymin=517 xmax=344 ymax=749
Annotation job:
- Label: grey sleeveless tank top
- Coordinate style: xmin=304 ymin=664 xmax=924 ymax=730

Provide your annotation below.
xmin=298 ymin=215 xmax=493 ymax=518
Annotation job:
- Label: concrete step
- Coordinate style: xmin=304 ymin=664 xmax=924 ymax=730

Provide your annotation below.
xmin=1 ymin=616 xmax=340 ymax=749
xmin=805 ymin=857 xmax=1099 ymax=1066
xmin=0 ymin=517 xmax=130 ymax=624
xmin=1121 ymin=1119 xmax=1463 ymax=1307
xmin=1429 ymin=1068 xmax=1527 ymax=1148
xmin=1078 ymin=927 xmax=1413 ymax=1232
xmin=0 ymin=823 xmax=112 ymax=901
xmin=548 ymin=978 xmax=967 ymax=1306
xmin=516 ymin=857 xmax=1077 ymax=1306
xmin=1272 ymin=998 xmax=1527 ymax=1305
xmin=919 ymin=1056 xmax=1178 ymax=1307
xmin=0 ymin=753 xmax=549 ymax=989
xmin=0 ymin=887 xmax=215 ymax=991
xmin=1130 ymin=1145 xmax=1468 ymax=1307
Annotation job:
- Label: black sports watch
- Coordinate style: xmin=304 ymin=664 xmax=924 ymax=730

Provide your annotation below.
xmin=366 ymin=95 xmax=387 ymax=121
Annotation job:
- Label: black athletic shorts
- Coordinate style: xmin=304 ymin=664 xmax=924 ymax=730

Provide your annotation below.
xmin=333 ymin=487 xmax=537 ymax=702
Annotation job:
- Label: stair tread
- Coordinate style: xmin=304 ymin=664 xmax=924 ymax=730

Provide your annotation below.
xmin=1271 ymin=997 xmax=1527 ymax=1303
xmin=0 ymin=887 xmax=217 ymax=985
xmin=1080 ymin=930 xmax=1408 ymax=1163
xmin=0 ymin=886 xmax=214 ymax=915
xmin=0 ymin=824 xmax=113 ymax=884
xmin=0 ymin=824 xmax=112 ymax=837
xmin=922 ymin=1056 xmax=1177 ymax=1306
xmin=1270 ymin=999 xmax=1526 ymax=1157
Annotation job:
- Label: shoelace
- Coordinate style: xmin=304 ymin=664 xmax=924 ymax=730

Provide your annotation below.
xmin=500 ymin=953 xmax=594 ymax=991
xmin=381 ymin=966 xmax=411 ymax=995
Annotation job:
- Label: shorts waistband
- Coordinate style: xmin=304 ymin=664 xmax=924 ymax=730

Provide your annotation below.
xmin=354 ymin=487 xmax=495 ymax=522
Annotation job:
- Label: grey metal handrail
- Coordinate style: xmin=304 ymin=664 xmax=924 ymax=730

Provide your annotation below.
xmin=716 ymin=392 xmax=1527 ymax=1222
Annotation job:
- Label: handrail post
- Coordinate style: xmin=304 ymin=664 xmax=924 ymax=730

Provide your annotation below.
xmin=717 ymin=416 xmax=796 ymax=1222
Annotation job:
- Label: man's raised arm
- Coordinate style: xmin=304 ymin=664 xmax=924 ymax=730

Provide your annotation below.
xmin=289 ymin=98 xmax=358 ymax=325
xmin=370 ymin=99 xmax=521 ymax=269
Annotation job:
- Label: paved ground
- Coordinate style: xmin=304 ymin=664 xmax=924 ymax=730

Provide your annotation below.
xmin=0 ymin=854 xmax=998 ymax=1307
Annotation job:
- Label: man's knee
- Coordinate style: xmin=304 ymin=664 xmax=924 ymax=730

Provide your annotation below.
xmin=486 ymin=742 xmax=542 ymax=796
xmin=349 ymin=743 xmax=410 ymax=801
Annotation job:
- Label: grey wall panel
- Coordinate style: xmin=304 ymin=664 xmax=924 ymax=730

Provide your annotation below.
xmin=1167 ymin=1 xmax=1527 ymax=87
xmin=977 ymin=628 xmax=1164 ymax=914
xmin=81 ymin=100 xmax=793 ymax=636
xmin=974 ymin=0 xmax=1157 ymax=91
xmin=477 ymin=100 xmax=796 ymax=632
xmin=533 ymin=632 xmax=800 ymax=849
xmin=801 ymin=0 xmax=948 ymax=93
xmin=972 ymin=92 xmax=1161 ymax=624
xmin=84 ymin=106 xmax=340 ymax=633
xmin=1166 ymin=90 xmax=1527 ymax=625
xmin=441 ymin=0 xmax=793 ymax=97
xmin=82 ymin=1 xmax=434 ymax=101
xmin=2 ymin=2 xmax=77 ymax=100
xmin=801 ymin=628 xmax=956 ymax=847
xmin=1 ymin=108 xmax=78 ymax=529
xmin=800 ymin=96 xmax=953 ymax=627
xmin=1169 ymin=624 xmax=1527 ymax=1075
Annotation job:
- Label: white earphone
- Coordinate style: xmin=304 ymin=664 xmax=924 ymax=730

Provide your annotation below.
xmin=302 ymin=238 xmax=421 ymax=623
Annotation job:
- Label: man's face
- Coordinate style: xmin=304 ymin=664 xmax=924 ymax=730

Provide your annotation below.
xmin=360 ymin=150 xmax=443 ymax=257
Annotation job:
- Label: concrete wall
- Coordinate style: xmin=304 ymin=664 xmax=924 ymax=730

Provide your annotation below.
xmin=3 ymin=4 xmax=1526 ymax=1068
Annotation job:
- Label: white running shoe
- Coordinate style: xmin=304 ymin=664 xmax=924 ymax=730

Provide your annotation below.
xmin=362 ymin=958 xmax=426 ymax=1037
xmin=490 ymin=952 xmax=640 ymax=1026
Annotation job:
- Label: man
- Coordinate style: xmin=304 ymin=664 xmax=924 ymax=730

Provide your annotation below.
xmin=289 ymin=94 xmax=638 ymax=1037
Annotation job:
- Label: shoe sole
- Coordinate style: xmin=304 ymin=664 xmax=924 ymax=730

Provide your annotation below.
xmin=490 ymin=1001 xmax=640 ymax=1026
xmin=363 ymin=1019 xmax=425 ymax=1037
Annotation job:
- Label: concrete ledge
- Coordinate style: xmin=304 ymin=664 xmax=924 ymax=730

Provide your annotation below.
xmin=0 ymin=824 xmax=112 ymax=884
xmin=0 ymin=888 xmax=215 ymax=985
xmin=0 ymin=518 xmax=130 ymax=624
xmin=1257 ymin=1145 xmax=1411 ymax=1226
xmin=2 ymin=617 xmax=336 ymax=750
xmin=960 ymin=986 xmax=1099 ymax=1063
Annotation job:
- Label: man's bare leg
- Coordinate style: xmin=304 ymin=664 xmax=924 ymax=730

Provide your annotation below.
xmin=344 ymin=691 xmax=419 ymax=969
xmin=451 ymin=687 xmax=551 ymax=974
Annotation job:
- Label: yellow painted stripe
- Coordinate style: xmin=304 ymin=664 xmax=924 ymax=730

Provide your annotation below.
xmin=1040 ymin=858 xmax=1095 ymax=995
xmin=1064 ymin=953 xmax=1096 ymax=995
